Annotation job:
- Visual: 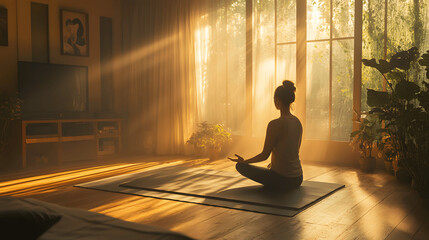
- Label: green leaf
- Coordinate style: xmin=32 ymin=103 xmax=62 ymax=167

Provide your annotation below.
xmin=350 ymin=130 xmax=360 ymax=138
xmin=362 ymin=58 xmax=377 ymax=67
xmin=369 ymin=107 xmax=384 ymax=114
xmin=390 ymin=47 xmax=420 ymax=71
xmin=362 ymin=59 xmax=395 ymax=74
xmin=419 ymin=51 xmax=429 ymax=67
xmin=395 ymin=80 xmax=420 ymax=100
xmin=376 ymin=128 xmax=388 ymax=133
xmin=367 ymin=89 xmax=390 ymax=107
xmin=418 ymin=90 xmax=429 ymax=112
xmin=419 ymin=51 xmax=429 ymax=79
xmin=387 ymin=71 xmax=406 ymax=82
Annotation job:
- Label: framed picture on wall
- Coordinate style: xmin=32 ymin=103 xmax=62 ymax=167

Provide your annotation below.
xmin=0 ymin=7 xmax=7 ymax=46
xmin=60 ymin=9 xmax=89 ymax=56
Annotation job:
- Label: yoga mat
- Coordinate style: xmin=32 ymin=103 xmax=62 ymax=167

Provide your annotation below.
xmin=76 ymin=165 xmax=344 ymax=217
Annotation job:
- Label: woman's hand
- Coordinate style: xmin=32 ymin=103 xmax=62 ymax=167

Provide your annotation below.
xmin=228 ymin=154 xmax=245 ymax=163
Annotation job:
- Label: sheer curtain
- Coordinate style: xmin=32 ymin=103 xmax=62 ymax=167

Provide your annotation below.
xmin=194 ymin=0 xmax=247 ymax=136
xmin=122 ymin=0 xmax=200 ymax=154
xmin=252 ymin=0 xmax=277 ymax=137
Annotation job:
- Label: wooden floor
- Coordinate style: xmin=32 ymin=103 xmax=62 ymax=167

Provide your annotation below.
xmin=1 ymin=156 xmax=428 ymax=240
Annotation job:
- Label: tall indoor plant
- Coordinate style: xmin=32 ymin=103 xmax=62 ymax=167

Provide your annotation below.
xmin=362 ymin=47 xmax=429 ymax=197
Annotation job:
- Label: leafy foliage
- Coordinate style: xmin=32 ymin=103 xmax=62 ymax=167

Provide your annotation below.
xmin=362 ymin=59 xmax=395 ymax=74
xmin=362 ymin=47 xmax=429 ymax=197
xmin=420 ymin=50 xmax=429 ymax=79
xmin=390 ymin=47 xmax=420 ymax=71
xmin=0 ymin=92 xmax=21 ymax=121
xmin=366 ymin=89 xmax=389 ymax=107
xmin=350 ymin=115 xmax=380 ymax=159
xmin=187 ymin=122 xmax=232 ymax=150
xmin=0 ymin=92 xmax=22 ymax=153
xmin=395 ymin=80 xmax=420 ymax=101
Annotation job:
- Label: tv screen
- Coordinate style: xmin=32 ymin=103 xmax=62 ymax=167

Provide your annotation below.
xmin=18 ymin=62 xmax=88 ymax=115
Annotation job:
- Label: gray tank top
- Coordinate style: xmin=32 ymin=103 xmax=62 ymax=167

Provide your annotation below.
xmin=270 ymin=115 xmax=303 ymax=177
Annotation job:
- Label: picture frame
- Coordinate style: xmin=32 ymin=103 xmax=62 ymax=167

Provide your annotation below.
xmin=60 ymin=9 xmax=89 ymax=56
xmin=0 ymin=6 xmax=7 ymax=46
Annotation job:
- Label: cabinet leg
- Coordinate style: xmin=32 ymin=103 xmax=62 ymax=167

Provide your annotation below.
xmin=58 ymin=122 xmax=62 ymax=165
xmin=22 ymin=123 xmax=26 ymax=168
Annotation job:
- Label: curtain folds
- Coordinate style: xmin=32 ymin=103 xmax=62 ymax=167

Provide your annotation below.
xmin=193 ymin=0 xmax=247 ymax=136
xmin=122 ymin=0 xmax=200 ymax=155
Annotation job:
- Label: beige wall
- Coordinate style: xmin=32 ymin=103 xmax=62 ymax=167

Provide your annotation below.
xmin=0 ymin=0 xmax=122 ymax=113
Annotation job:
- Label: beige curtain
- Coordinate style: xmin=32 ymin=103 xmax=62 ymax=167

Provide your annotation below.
xmin=122 ymin=0 xmax=201 ymax=155
xmin=194 ymin=0 xmax=247 ymax=136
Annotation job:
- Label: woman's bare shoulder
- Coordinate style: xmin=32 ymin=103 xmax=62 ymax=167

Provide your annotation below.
xmin=268 ymin=119 xmax=284 ymax=130
xmin=291 ymin=115 xmax=302 ymax=123
xmin=269 ymin=118 xmax=281 ymax=124
xmin=290 ymin=115 xmax=303 ymax=130
xmin=273 ymin=115 xmax=302 ymax=128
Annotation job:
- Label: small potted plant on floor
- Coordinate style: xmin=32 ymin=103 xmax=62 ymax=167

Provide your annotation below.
xmin=382 ymin=147 xmax=396 ymax=174
xmin=350 ymin=115 xmax=380 ymax=172
xmin=187 ymin=122 xmax=232 ymax=160
xmin=375 ymin=134 xmax=397 ymax=174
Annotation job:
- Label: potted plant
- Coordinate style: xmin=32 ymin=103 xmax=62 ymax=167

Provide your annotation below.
xmin=187 ymin=122 xmax=232 ymax=160
xmin=0 ymin=92 xmax=22 ymax=167
xmin=350 ymin=115 xmax=380 ymax=172
xmin=362 ymin=47 xmax=429 ymax=196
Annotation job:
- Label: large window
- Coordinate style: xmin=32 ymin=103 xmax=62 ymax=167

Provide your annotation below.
xmin=252 ymin=0 xmax=297 ymax=137
xmin=306 ymin=0 xmax=354 ymax=141
xmin=195 ymin=0 xmax=429 ymax=142
xmin=254 ymin=0 xmax=354 ymax=141
xmin=362 ymin=0 xmax=429 ymax=112
xmin=252 ymin=0 xmax=275 ymax=136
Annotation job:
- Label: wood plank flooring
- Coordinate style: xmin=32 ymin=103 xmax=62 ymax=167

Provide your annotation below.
xmin=0 ymin=156 xmax=428 ymax=240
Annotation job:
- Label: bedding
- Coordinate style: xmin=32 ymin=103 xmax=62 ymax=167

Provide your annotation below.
xmin=0 ymin=196 xmax=193 ymax=240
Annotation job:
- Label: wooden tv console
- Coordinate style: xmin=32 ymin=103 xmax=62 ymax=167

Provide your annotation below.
xmin=21 ymin=118 xmax=122 ymax=168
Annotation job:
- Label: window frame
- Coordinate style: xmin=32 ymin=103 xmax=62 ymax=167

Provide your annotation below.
xmin=259 ymin=0 xmax=362 ymax=141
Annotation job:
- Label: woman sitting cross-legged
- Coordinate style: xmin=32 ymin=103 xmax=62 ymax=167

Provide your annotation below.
xmin=228 ymin=80 xmax=303 ymax=191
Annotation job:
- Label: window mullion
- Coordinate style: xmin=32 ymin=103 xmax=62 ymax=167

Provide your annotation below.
xmin=245 ymin=0 xmax=253 ymax=137
xmin=274 ymin=0 xmax=278 ymax=83
xmin=353 ymin=0 xmax=363 ymax=132
xmin=329 ymin=0 xmax=333 ymax=140
xmin=296 ymin=0 xmax=307 ymax=125
xmin=383 ymin=0 xmax=388 ymax=91
xmin=225 ymin=0 xmax=229 ymax=129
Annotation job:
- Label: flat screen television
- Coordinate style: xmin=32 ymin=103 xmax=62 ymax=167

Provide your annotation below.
xmin=18 ymin=62 xmax=88 ymax=118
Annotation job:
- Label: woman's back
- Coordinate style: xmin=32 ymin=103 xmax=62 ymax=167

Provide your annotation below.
xmin=270 ymin=115 xmax=303 ymax=177
xmin=229 ymin=80 xmax=304 ymax=190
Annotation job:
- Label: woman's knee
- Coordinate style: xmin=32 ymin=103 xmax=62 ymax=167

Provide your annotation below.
xmin=235 ymin=162 xmax=248 ymax=174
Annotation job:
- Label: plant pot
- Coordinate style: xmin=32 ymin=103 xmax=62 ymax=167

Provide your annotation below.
xmin=207 ymin=147 xmax=221 ymax=160
xmin=412 ymin=177 xmax=429 ymax=199
xmin=359 ymin=156 xmax=376 ymax=173
xmin=194 ymin=147 xmax=206 ymax=158
xmin=395 ymin=167 xmax=412 ymax=185
xmin=184 ymin=144 xmax=195 ymax=156
xmin=384 ymin=160 xmax=394 ymax=175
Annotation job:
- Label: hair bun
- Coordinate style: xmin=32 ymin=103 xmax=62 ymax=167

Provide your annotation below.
xmin=275 ymin=80 xmax=296 ymax=106
xmin=282 ymin=80 xmax=296 ymax=92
